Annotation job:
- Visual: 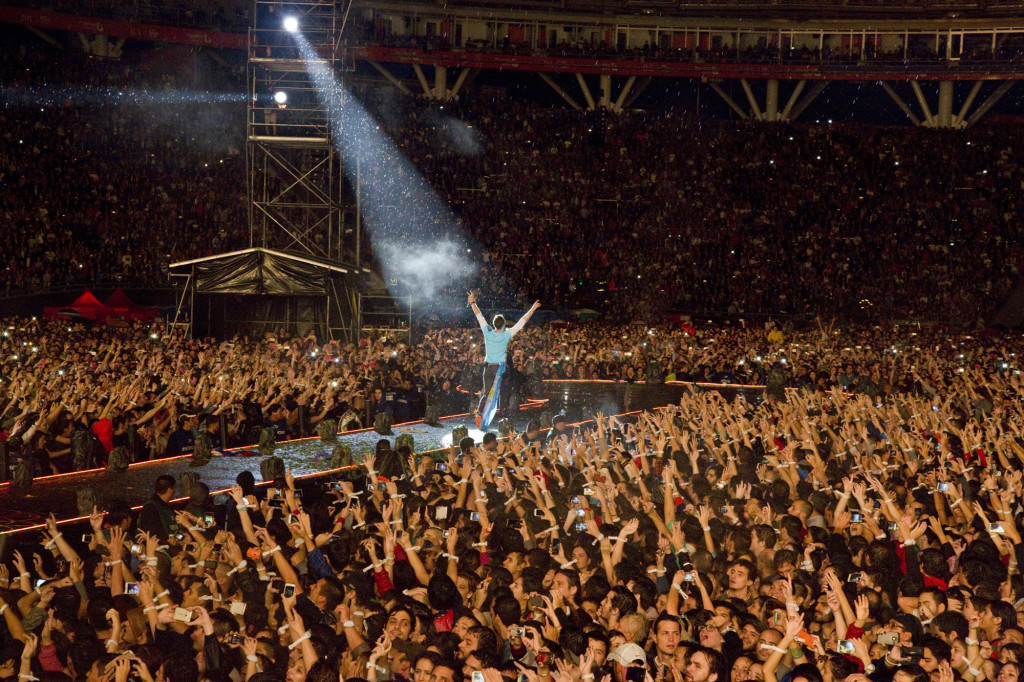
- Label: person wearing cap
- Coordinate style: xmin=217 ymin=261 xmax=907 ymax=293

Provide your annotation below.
xmin=546 ymin=413 xmax=570 ymax=444
xmin=467 ymin=291 xmax=540 ymax=429
xmin=164 ymin=412 xmax=197 ymax=458
xmin=607 ymin=642 xmax=648 ymax=682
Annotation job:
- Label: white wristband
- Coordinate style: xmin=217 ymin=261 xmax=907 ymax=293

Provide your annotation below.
xmin=288 ymin=631 xmax=311 ymax=650
xmin=227 ymin=560 xmax=247 ymax=576
xmin=247 ymin=655 xmax=259 ymax=663
xmin=0 ymin=604 xmax=7 ymax=615
xmin=263 ymin=546 xmax=281 ymax=558
xmin=560 ymin=560 xmax=577 ymax=569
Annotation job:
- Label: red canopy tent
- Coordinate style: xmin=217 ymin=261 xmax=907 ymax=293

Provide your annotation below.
xmin=103 ymin=287 xmax=158 ymax=321
xmin=43 ymin=288 xmax=158 ymax=322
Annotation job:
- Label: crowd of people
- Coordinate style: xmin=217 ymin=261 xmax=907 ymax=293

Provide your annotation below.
xmin=2 ymin=310 xmax=1023 ymax=474
xmin=2 ymin=327 xmax=1024 ymax=682
xmin=0 ymin=36 xmax=247 ymax=294
xmin=4 ymin=27 xmax=1024 ymax=682
xmin=2 ymin=36 xmax=1024 ymax=324
xmin=367 ymin=95 xmax=1024 ymax=324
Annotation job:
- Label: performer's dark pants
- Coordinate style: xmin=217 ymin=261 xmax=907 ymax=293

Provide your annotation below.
xmin=477 ymin=362 xmax=502 ymax=415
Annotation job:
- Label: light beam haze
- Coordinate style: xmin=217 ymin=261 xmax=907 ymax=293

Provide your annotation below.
xmin=0 ymin=86 xmax=246 ymax=108
xmin=295 ymin=34 xmax=477 ymax=306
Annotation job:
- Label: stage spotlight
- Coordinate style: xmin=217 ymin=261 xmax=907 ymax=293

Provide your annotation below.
xmin=274 ymin=91 xmax=288 ymax=104
xmin=283 ymin=16 xmax=299 ymax=32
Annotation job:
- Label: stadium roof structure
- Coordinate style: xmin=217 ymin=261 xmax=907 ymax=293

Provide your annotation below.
xmin=344 ymin=0 xmax=1024 ymax=127
xmin=1 ymin=0 xmax=1021 ymax=127
xmin=394 ymin=0 xmax=1024 ymax=20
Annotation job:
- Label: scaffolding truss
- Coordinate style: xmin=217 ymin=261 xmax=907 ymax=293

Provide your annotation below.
xmin=247 ymin=0 xmax=357 ymax=262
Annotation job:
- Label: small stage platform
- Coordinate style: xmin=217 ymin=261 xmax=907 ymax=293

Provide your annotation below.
xmin=0 ymin=380 xmax=762 ymax=535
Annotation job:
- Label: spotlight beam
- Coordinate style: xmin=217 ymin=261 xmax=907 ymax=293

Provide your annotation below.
xmin=293 ymin=34 xmax=476 ymax=305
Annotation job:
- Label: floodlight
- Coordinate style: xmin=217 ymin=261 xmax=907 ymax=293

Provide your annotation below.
xmin=283 ymin=16 xmax=299 ymax=32
xmin=274 ymin=91 xmax=288 ymax=104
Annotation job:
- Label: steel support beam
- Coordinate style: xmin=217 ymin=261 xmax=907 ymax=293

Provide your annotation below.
xmin=787 ymin=81 xmax=828 ymax=121
xmin=955 ymin=80 xmax=984 ymax=127
xmin=448 ymin=67 xmax=473 ymax=101
xmin=966 ymin=80 xmax=1014 ymax=127
xmin=909 ymin=80 xmax=935 ymax=126
xmin=879 ymin=81 xmax=922 ymax=126
xmin=412 ymin=63 xmax=432 ymax=98
xmin=576 ymin=73 xmax=596 ymax=110
xmin=26 ymin=26 xmax=60 ymax=47
xmin=599 ymin=73 xmax=612 ymax=109
xmin=779 ymin=80 xmax=806 ymax=121
xmin=539 ymin=72 xmax=582 ymax=111
xmin=368 ymin=60 xmax=412 ymax=95
xmin=708 ymin=81 xmax=748 ymax=120
xmin=621 ymin=76 xmax=651 ymax=110
xmin=739 ymin=78 xmax=763 ymax=120
xmin=434 ymin=64 xmax=447 ymax=100
xmin=936 ymin=80 xmax=954 ymax=128
xmin=612 ymin=75 xmax=637 ymax=113
xmin=764 ymin=79 xmax=780 ymax=122
xmin=77 ymin=33 xmax=125 ymax=58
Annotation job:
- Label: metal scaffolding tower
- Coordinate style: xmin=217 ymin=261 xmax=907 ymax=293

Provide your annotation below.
xmin=243 ymin=0 xmax=364 ymax=342
xmin=247 ymin=0 xmax=356 ymax=261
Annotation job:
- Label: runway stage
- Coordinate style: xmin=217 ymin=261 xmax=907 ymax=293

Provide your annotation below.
xmin=0 ymin=380 xmax=763 ymax=534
